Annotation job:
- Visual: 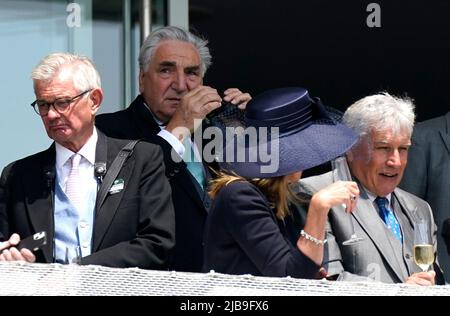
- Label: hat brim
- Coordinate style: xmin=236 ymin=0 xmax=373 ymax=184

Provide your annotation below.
xmin=218 ymin=122 xmax=357 ymax=178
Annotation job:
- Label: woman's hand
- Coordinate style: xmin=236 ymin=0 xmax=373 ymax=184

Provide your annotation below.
xmin=310 ymin=181 xmax=360 ymax=214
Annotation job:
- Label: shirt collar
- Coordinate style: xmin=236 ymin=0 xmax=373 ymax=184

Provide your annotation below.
xmin=55 ymin=128 xmax=98 ymax=168
xmin=363 ymin=186 xmax=392 ymax=205
xmin=143 ymin=101 xmax=165 ymax=128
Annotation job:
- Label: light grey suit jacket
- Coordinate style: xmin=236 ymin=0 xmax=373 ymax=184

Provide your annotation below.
xmin=299 ymin=171 xmax=445 ymax=284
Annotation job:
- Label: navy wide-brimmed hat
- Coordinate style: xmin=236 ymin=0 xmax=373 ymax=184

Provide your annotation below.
xmin=217 ymin=87 xmax=358 ymax=178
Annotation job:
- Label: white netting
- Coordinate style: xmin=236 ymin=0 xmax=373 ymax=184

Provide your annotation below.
xmin=1 ymin=261 xmax=449 ymax=296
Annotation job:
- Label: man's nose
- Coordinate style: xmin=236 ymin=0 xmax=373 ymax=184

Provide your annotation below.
xmin=172 ymin=72 xmax=188 ymax=92
xmin=387 ymin=150 xmax=402 ymax=167
xmin=46 ymin=105 xmax=60 ymax=119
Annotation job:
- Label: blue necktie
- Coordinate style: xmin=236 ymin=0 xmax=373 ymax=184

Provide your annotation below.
xmin=182 ymin=138 xmax=206 ymax=190
xmin=375 ymin=197 xmax=403 ymax=242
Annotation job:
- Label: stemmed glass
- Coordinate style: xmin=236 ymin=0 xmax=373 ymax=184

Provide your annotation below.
xmin=63 ymin=246 xmax=82 ymax=295
xmin=64 ymin=246 xmax=82 ymax=265
xmin=413 ymin=221 xmax=434 ymax=272
xmin=331 ymin=156 xmax=364 ymax=245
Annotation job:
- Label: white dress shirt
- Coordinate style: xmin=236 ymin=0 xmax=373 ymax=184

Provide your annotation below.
xmin=143 ymin=101 xmax=201 ymax=161
xmin=54 ymin=129 xmax=98 ymax=258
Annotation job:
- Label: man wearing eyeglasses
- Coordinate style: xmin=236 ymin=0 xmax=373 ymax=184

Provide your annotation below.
xmin=0 ymin=53 xmax=175 ymax=269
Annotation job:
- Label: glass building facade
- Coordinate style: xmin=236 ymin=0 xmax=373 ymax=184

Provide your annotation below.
xmin=0 ymin=0 xmax=187 ymax=170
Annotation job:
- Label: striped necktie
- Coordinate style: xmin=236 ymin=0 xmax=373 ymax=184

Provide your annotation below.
xmin=65 ymin=153 xmax=83 ymax=212
xmin=375 ymin=197 xmax=403 ymax=242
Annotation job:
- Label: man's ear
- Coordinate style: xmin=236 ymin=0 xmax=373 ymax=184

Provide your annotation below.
xmin=139 ymin=70 xmax=145 ymax=94
xmin=90 ymin=88 xmax=103 ymax=114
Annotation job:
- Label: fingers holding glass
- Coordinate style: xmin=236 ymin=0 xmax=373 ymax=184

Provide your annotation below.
xmin=414 ymin=221 xmax=434 ymax=272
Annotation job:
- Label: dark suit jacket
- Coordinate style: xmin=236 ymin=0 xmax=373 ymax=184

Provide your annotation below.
xmin=96 ymin=95 xmax=212 ymax=272
xmin=301 ymin=172 xmax=445 ymax=284
xmin=202 ymin=181 xmax=320 ymax=278
xmin=400 ymin=112 xmax=450 ymax=281
xmin=0 ymin=130 xmax=175 ymax=269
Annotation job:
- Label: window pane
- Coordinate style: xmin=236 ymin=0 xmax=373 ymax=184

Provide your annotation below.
xmin=0 ymin=0 xmax=171 ymax=170
xmin=0 ymin=0 xmax=73 ymax=170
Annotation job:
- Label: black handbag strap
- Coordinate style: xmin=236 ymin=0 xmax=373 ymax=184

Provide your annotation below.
xmin=95 ymin=139 xmax=140 ymax=212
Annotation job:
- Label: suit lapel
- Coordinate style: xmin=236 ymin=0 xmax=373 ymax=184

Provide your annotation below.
xmin=92 ymin=133 xmax=133 ymax=251
xmin=178 ymin=168 xmax=210 ymax=210
xmin=439 ymin=112 xmax=450 ymax=155
xmin=351 ymin=187 xmax=407 ymax=281
xmin=130 ymin=95 xmax=161 ymax=139
xmin=393 ymin=189 xmax=419 ymax=225
xmin=393 ymin=189 xmax=422 ymax=275
xmin=24 ymin=145 xmax=55 ymax=263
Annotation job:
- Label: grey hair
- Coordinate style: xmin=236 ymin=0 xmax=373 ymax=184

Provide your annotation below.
xmin=138 ymin=26 xmax=211 ymax=77
xmin=31 ymin=53 xmax=101 ymax=92
xmin=343 ymin=92 xmax=416 ymax=140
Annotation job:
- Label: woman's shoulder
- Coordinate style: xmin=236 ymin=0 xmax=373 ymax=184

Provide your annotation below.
xmin=213 ymin=180 xmax=269 ymax=211
xmin=212 ymin=180 xmax=272 ymax=221
xmin=218 ymin=180 xmax=263 ymax=198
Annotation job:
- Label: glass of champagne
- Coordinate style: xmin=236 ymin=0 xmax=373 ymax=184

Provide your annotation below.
xmin=64 ymin=246 xmax=82 ymax=265
xmin=413 ymin=220 xmax=434 ymax=272
xmin=331 ymin=156 xmax=364 ymax=245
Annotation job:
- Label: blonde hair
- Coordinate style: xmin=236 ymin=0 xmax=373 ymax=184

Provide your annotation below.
xmin=209 ymin=172 xmax=299 ymax=219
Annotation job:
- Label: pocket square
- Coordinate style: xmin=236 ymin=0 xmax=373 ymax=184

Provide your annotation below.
xmin=109 ymin=178 xmax=124 ymax=194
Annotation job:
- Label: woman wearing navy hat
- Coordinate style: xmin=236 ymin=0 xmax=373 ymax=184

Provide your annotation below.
xmin=203 ymin=87 xmax=359 ymax=278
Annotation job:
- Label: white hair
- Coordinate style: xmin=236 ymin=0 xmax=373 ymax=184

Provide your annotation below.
xmin=343 ymin=92 xmax=415 ymax=141
xmin=31 ymin=53 xmax=101 ymax=92
xmin=138 ymin=26 xmax=211 ymax=77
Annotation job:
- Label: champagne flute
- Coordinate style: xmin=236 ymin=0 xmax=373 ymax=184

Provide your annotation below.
xmin=331 ymin=156 xmax=364 ymax=245
xmin=63 ymin=246 xmax=82 ymax=295
xmin=413 ymin=221 xmax=434 ymax=272
xmin=64 ymin=246 xmax=82 ymax=265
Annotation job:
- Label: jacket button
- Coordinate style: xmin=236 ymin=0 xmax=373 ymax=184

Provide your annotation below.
xmin=174 ymin=169 xmax=179 ymax=174
xmin=169 ymin=172 xmax=175 ymax=177
xmin=405 ymin=253 xmax=411 ymax=259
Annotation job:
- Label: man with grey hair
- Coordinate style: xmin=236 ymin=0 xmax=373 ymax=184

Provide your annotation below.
xmin=298 ymin=93 xmax=445 ymax=285
xmin=96 ymin=26 xmax=251 ymax=272
xmin=0 ymin=53 xmax=175 ymax=269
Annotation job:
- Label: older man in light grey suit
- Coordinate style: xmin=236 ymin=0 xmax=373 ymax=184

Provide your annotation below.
xmin=299 ymin=93 xmax=445 ymax=285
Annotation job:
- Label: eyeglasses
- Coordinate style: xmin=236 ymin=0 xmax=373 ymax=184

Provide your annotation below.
xmin=30 ymin=89 xmax=92 ymax=116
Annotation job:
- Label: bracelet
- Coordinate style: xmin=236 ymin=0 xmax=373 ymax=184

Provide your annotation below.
xmin=300 ymin=230 xmax=327 ymax=245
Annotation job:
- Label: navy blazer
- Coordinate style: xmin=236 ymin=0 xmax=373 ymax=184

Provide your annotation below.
xmin=0 ymin=130 xmax=175 ymax=269
xmin=202 ymin=181 xmax=319 ymax=278
xmin=96 ymin=95 xmax=212 ymax=272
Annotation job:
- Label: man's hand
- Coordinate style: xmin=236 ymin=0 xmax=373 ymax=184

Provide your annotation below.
xmin=166 ymin=85 xmax=222 ymax=137
xmin=223 ymin=88 xmax=252 ymax=110
xmin=0 ymin=233 xmax=36 ymax=263
xmin=405 ymin=271 xmax=436 ymax=286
